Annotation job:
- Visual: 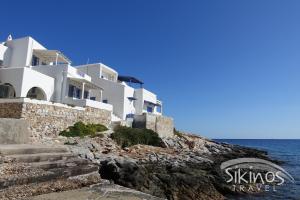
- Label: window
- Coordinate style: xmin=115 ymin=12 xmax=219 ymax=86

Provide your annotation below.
xmin=126 ymin=114 xmax=134 ymax=119
xmin=156 ymin=105 xmax=161 ymax=113
xmin=68 ymin=85 xmax=81 ymax=99
xmin=90 ymin=97 xmax=96 ymax=100
xmin=103 ymin=99 xmax=108 ymax=103
xmin=31 ymin=55 xmax=39 ymax=66
xmin=147 ymin=106 xmax=153 ymax=113
xmin=68 ymin=85 xmax=75 ymax=97
xmin=75 ymin=88 xmax=81 ymax=99
xmin=84 ymin=91 xmax=89 ymax=99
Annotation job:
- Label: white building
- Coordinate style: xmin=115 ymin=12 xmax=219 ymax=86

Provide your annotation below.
xmin=0 ymin=35 xmax=162 ymax=124
xmin=0 ymin=36 xmax=112 ymax=111
xmin=77 ymin=63 xmax=163 ymax=121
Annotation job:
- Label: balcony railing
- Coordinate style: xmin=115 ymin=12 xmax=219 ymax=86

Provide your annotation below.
xmin=64 ymin=97 xmax=112 ymax=111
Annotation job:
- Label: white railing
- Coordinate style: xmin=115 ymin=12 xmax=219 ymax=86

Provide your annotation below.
xmin=64 ymin=97 xmax=113 ymax=111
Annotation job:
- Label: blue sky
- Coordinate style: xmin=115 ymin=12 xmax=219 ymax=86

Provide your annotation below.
xmin=1 ymin=0 xmax=300 ymax=139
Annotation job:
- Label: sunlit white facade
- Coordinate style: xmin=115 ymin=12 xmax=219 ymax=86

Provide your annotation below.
xmin=0 ymin=35 xmax=162 ymax=120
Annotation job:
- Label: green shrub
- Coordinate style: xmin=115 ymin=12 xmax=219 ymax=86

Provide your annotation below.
xmin=174 ymin=128 xmax=184 ymax=138
xmin=64 ymin=141 xmax=78 ymax=145
xmin=111 ymin=126 xmax=163 ymax=148
xmin=90 ymin=133 xmax=104 ymax=138
xmin=59 ymin=121 xmax=108 ymax=138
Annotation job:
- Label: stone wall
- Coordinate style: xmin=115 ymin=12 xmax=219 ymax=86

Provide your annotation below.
xmin=133 ymin=113 xmax=174 ymax=138
xmin=155 ymin=115 xmax=174 ymax=138
xmin=0 ymin=101 xmax=111 ymax=142
xmin=0 ymin=118 xmax=30 ymax=144
xmin=0 ymin=103 xmax=23 ymax=118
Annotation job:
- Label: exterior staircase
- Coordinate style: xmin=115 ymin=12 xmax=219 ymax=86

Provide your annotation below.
xmin=110 ymin=113 xmax=124 ymax=129
xmin=0 ymin=144 xmax=100 ymax=198
xmin=111 ymin=113 xmax=134 ymax=129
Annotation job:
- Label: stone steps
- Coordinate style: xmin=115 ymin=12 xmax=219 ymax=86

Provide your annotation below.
xmin=48 ymin=164 xmax=99 ymax=178
xmin=0 ymin=144 xmax=68 ymax=155
xmin=0 ymin=172 xmax=102 ymax=200
xmin=0 ymin=164 xmax=99 ymax=189
xmin=6 ymin=152 xmax=75 ymax=163
xmin=0 ymin=144 xmax=100 ymax=192
xmin=30 ymin=158 xmax=90 ymax=170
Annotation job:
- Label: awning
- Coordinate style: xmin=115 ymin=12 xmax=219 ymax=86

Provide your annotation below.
xmin=118 ymin=75 xmax=144 ymax=84
xmin=33 ymin=49 xmax=71 ymax=64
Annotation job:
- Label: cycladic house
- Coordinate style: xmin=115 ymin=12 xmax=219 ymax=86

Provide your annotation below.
xmin=0 ymin=35 xmax=173 ymax=142
xmin=0 ymin=36 xmax=111 ymax=110
xmin=76 ymin=63 xmax=163 ymax=122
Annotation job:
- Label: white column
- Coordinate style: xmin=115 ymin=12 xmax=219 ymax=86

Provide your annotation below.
xmin=81 ymin=82 xmax=85 ymax=99
xmin=87 ymin=89 xmax=91 ymax=99
xmin=61 ymin=69 xmax=68 ymax=103
xmin=55 ymin=53 xmax=58 ymax=65
xmin=100 ymin=90 xmax=103 ymax=102
xmin=99 ymin=67 xmax=102 ymax=78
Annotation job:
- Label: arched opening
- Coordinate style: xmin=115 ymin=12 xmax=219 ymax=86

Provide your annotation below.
xmin=0 ymin=83 xmax=16 ymax=98
xmin=26 ymin=87 xmax=46 ymax=100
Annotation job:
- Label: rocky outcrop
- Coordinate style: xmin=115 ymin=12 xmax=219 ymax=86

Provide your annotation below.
xmin=63 ymin=132 xmax=275 ymax=200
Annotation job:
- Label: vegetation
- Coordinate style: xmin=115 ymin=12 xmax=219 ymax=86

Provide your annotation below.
xmin=111 ymin=126 xmax=163 ymax=148
xmin=59 ymin=121 xmax=108 ymax=138
xmin=174 ymin=128 xmax=184 ymax=138
xmin=64 ymin=141 xmax=78 ymax=145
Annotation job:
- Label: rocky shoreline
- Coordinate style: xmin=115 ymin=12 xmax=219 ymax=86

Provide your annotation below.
xmin=60 ymin=132 xmax=278 ymax=200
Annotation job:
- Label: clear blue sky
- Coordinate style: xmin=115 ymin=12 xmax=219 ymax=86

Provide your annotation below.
xmin=1 ymin=0 xmax=300 ymax=139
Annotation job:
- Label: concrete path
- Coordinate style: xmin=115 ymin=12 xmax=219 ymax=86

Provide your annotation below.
xmin=29 ymin=183 xmax=164 ymax=200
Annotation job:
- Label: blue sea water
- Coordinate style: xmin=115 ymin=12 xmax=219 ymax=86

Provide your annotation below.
xmin=214 ymin=139 xmax=300 ymax=200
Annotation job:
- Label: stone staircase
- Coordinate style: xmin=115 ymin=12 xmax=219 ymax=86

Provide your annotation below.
xmin=0 ymin=144 xmax=101 ymax=198
xmin=110 ymin=114 xmax=132 ymax=129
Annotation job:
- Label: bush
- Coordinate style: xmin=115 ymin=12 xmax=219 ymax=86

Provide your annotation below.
xmin=111 ymin=126 xmax=163 ymax=148
xmin=59 ymin=121 xmax=108 ymax=138
xmin=174 ymin=128 xmax=184 ymax=138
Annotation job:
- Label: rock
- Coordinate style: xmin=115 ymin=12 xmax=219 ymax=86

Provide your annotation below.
xmin=86 ymin=152 xmax=94 ymax=160
xmin=60 ymin=131 xmax=279 ymax=200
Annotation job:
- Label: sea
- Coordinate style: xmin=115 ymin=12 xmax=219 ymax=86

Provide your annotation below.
xmin=214 ymin=139 xmax=300 ymax=200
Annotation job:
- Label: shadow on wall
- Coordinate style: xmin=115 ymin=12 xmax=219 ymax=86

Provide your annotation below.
xmin=26 ymin=87 xmax=47 ymax=100
xmin=0 ymin=83 xmax=16 ymax=98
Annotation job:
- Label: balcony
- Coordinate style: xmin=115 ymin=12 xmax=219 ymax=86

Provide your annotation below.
xmin=64 ymin=97 xmax=112 ymax=111
xmin=32 ymin=49 xmax=71 ymax=66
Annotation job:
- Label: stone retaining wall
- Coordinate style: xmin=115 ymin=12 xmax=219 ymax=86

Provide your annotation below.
xmin=0 ymin=118 xmax=30 ymax=144
xmin=155 ymin=115 xmax=174 ymax=138
xmin=133 ymin=113 xmax=174 ymax=138
xmin=0 ymin=101 xmax=111 ymax=142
